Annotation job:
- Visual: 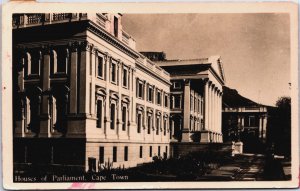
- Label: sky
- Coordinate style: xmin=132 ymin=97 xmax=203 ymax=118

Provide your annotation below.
xmin=122 ymin=14 xmax=291 ymax=106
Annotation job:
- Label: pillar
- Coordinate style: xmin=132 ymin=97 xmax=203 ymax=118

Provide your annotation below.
xmin=40 ymin=47 xmax=51 ymax=137
xmin=259 ymin=116 xmax=263 ymax=139
xmin=201 ymin=80 xmax=210 ymax=143
xmin=69 ymin=43 xmax=78 ymax=114
xmin=79 ymin=41 xmax=91 ymax=114
xmin=182 ymin=79 xmax=191 ymax=142
xmin=90 ymin=48 xmax=96 ymax=116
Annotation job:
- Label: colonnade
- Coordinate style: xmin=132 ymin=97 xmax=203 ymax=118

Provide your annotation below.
xmin=201 ymin=81 xmax=223 ymax=143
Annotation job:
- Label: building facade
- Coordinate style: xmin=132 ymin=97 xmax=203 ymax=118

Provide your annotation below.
xmin=222 ymin=86 xmax=269 ymax=152
xmin=143 ymin=53 xmax=226 ymax=143
xmin=13 ymin=13 xmax=225 ymax=172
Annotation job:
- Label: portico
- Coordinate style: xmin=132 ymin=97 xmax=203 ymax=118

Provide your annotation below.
xmin=156 ymin=55 xmax=225 ymax=143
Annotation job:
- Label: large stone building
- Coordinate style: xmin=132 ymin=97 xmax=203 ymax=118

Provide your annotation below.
xmin=222 ymin=86 xmax=269 ymax=152
xmin=12 ymin=13 xmax=225 ymax=172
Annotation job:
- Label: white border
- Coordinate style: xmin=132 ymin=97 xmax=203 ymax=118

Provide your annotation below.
xmin=2 ymin=2 xmax=299 ymax=189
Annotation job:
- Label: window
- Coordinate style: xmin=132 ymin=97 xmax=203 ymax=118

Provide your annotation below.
xmin=174 ymin=95 xmax=181 ymax=109
xmin=114 ymin=16 xmax=118 ymax=37
xmin=137 ymin=113 xmax=142 ymax=133
xmin=123 ymin=68 xmax=128 ymax=87
xmin=97 ymin=56 xmax=104 ymax=78
xmin=99 ymin=147 xmax=104 ymax=163
xmin=173 ymin=82 xmax=181 ymax=89
xmin=148 ymin=87 xmax=153 ymax=102
xmin=158 ymin=146 xmax=161 ymax=157
xmin=249 ymin=116 xmax=256 ymax=127
xmin=31 ymin=51 xmax=41 ymax=75
xmin=147 ymin=115 xmax=151 ymax=134
xmin=111 ymin=62 xmax=116 ymax=83
xmin=88 ymin=157 xmax=96 ymax=172
xmin=156 ymin=117 xmax=160 ymax=135
xmin=124 ymin=146 xmax=128 ymax=161
xmin=96 ymin=100 xmax=103 ymax=128
xmin=139 ymin=146 xmax=143 ymax=158
xmin=163 ymin=118 xmax=167 ymax=136
xmin=164 ymin=95 xmax=168 ymax=107
xmin=137 ymin=81 xmax=144 ymax=99
xmin=157 ymin=91 xmax=161 ymax=105
xmin=113 ymin=147 xmax=117 ymax=162
xmin=122 ymin=106 xmax=126 ymax=131
xmin=57 ymin=49 xmax=68 ymax=73
xmin=149 ymin=146 xmax=152 ymax=157
xmin=110 ymin=103 xmax=115 ymax=129
xmin=190 ymin=96 xmax=193 ymax=111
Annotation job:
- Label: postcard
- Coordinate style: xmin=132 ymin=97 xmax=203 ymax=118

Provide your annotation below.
xmin=2 ymin=1 xmax=299 ymax=189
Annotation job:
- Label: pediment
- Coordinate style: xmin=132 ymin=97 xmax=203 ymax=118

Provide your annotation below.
xmin=208 ymin=55 xmax=225 ymax=82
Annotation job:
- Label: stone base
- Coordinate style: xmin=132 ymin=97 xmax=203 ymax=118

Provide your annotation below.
xmin=181 ymin=130 xmax=191 ymax=142
xmin=232 ymin=141 xmax=243 ymax=156
xmin=200 ymin=131 xmax=210 ymax=143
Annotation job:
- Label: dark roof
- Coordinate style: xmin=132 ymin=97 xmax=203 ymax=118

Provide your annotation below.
xmin=223 ymin=86 xmax=261 ymax=108
xmin=160 ymin=64 xmax=210 ymax=76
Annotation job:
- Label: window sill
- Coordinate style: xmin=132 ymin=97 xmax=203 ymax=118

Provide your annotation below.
xmin=97 ymin=76 xmax=104 ymax=80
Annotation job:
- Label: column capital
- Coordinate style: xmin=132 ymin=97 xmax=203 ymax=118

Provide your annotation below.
xmin=183 ymin=79 xmax=190 ymax=85
xmin=79 ymin=40 xmax=94 ymax=52
xmin=68 ymin=41 xmax=80 ymax=52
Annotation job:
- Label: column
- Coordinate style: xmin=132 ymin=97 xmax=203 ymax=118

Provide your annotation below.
xmin=129 ymin=68 xmax=137 ymax=139
xmin=259 ymin=116 xmax=263 ymax=139
xmin=220 ymin=92 xmax=223 ymax=142
xmin=219 ymin=91 xmax=222 ymax=142
xmin=90 ymin=48 xmax=96 ymax=116
xmin=182 ymin=79 xmax=191 ymax=142
xmin=16 ymin=51 xmax=25 ymax=137
xmin=262 ymin=116 xmax=267 ymax=140
xmin=104 ymin=55 xmax=110 ymax=138
xmin=117 ymin=62 xmax=122 ymax=138
xmin=128 ymin=67 xmax=132 ymax=138
xmin=40 ymin=47 xmax=51 ymax=137
xmin=69 ymin=43 xmax=78 ymax=114
xmin=79 ymin=41 xmax=91 ymax=114
xmin=201 ymin=80 xmax=210 ymax=143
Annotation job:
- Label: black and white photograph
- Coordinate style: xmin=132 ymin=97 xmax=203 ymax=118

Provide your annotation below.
xmin=2 ymin=2 xmax=299 ymax=189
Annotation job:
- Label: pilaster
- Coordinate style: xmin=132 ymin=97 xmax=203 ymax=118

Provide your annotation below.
xmin=182 ymin=79 xmax=191 ymax=142
xmin=69 ymin=42 xmax=78 ymax=114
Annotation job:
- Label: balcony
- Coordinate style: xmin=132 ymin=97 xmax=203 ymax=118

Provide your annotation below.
xmin=13 ymin=13 xmax=136 ymax=50
xmin=12 ymin=13 xmax=88 ymax=28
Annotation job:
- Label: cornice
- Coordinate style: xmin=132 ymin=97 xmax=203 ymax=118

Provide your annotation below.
xmin=86 ymin=20 xmax=139 ymax=59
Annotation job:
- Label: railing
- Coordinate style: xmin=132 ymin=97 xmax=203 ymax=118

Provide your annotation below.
xmin=12 ymin=13 xmax=88 ymax=28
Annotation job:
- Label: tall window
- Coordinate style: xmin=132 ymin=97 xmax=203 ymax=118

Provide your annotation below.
xmin=147 ymin=115 xmax=151 ymax=134
xmin=99 ymin=147 xmax=104 ymax=163
xmin=30 ymin=51 xmax=41 ymax=75
xmin=190 ymin=96 xmax=193 ymax=111
xmin=111 ymin=62 xmax=116 ymax=83
xmin=123 ymin=68 xmax=128 ymax=87
xmin=137 ymin=113 xmax=142 ymax=133
xmin=158 ymin=146 xmax=161 ymax=157
xmin=57 ymin=49 xmax=68 ymax=73
xmin=110 ymin=103 xmax=115 ymax=129
xmin=156 ymin=117 xmax=160 ymax=135
xmin=137 ymin=82 xmax=143 ymax=99
xmin=114 ymin=16 xmax=118 ymax=37
xmin=164 ymin=95 xmax=168 ymax=107
xmin=157 ymin=91 xmax=161 ymax=105
xmin=139 ymin=146 xmax=143 ymax=158
xmin=249 ymin=116 xmax=256 ymax=127
xmin=174 ymin=95 xmax=181 ymax=109
xmin=148 ymin=87 xmax=153 ymax=102
xmin=96 ymin=100 xmax=103 ymax=128
xmin=97 ymin=56 xmax=104 ymax=78
xmin=113 ymin=146 xmax=117 ymax=162
xmin=124 ymin=146 xmax=128 ymax=161
xmin=122 ymin=106 xmax=126 ymax=131
xmin=149 ymin=146 xmax=152 ymax=157
xmin=163 ymin=118 xmax=167 ymax=136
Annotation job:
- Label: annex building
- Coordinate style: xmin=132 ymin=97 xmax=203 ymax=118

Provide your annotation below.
xmin=13 ymin=13 xmax=225 ymax=172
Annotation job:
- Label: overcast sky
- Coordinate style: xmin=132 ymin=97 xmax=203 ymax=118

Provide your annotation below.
xmin=122 ymin=13 xmax=290 ymax=106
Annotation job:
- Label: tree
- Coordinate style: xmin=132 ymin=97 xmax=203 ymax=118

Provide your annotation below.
xmin=270 ymin=96 xmax=291 ymax=156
